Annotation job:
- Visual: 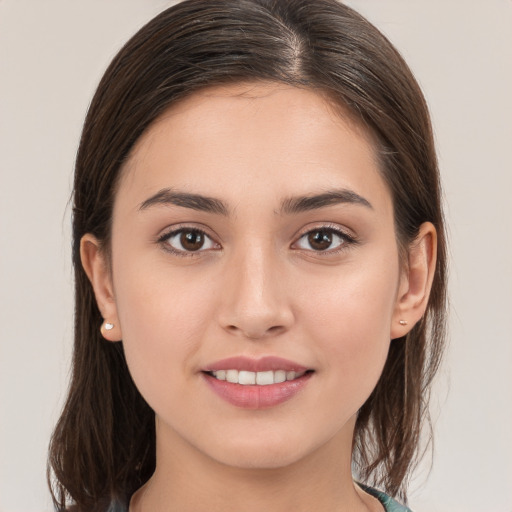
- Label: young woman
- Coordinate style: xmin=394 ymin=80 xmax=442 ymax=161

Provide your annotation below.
xmin=48 ymin=1 xmax=447 ymax=511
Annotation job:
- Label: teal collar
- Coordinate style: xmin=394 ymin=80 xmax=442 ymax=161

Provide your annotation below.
xmin=358 ymin=483 xmax=413 ymax=512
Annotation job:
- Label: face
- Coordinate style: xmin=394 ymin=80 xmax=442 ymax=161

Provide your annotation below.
xmin=91 ymin=83 xmax=410 ymax=469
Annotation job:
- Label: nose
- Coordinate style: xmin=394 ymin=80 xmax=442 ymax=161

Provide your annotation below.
xmin=217 ymin=242 xmax=294 ymax=340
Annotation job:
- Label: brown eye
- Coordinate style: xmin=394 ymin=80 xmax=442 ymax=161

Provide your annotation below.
xmin=307 ymin=230 xmax=333 ymax=251
xmin=162 ymin=229 xmax=217 ymax=254
xmin=294 ymin=228 xmax=350 ymax=252
xmin=180 ymin=230 xmax=204 ymax=251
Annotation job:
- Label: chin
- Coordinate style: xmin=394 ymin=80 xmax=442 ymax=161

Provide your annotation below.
xmin=216 ymin=447 xmax=306 ymax=470
xmin=202 ymin=429 xmax=320 ymax=471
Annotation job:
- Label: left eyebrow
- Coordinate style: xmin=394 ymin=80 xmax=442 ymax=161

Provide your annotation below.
xmin=279 ymin=189 xmax=373 ymax=214
xmin=138 ymin=188 xmax=229 ymax=216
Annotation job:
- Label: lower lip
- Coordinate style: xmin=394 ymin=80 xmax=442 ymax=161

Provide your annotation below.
xmin=203 ymin=372 xmax=313 ymax=409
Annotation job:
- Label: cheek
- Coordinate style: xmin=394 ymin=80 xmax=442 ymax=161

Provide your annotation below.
xmin=298 ymin=256 xmax=399 ymax=410
xmin=112 ymin=259 xmax=215 ymax=402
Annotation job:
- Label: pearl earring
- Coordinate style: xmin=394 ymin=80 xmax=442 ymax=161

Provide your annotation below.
xmin=399 ymin=320 xmax=407 ymax=326
xmin=103 ymin=322 xmax=114 ymax=331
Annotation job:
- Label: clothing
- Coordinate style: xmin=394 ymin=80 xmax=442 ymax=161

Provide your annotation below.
xmin=108 ymin=485 xmax=412 ymax=512
xmin=359 ymin=484 xmax=413 ymax=512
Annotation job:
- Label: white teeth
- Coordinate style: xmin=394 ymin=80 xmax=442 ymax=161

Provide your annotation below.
xmin=286 ymin=371 xmax=296 ymax=381
xmin=238 ymin=370 xmax=256 ymax=385
xmin=274 ymin=370 xmax=286 ymax=383
xmin=226 ymin=369 xmax=238 ymax=383
xmin=211 ymin=369 xmax=306 ymax=385
xmin=256 ymin=371 xmax=274 ymax=385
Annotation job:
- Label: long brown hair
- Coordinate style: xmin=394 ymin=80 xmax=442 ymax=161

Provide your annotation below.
xmin=48 ymin=0 xmax=447 ymax=509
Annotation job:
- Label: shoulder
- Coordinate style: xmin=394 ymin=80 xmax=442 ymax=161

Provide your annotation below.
xmin=358 ymin=484 xmax=414 ymax=512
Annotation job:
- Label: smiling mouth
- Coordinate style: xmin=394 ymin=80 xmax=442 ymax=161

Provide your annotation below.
xmin=202 ymin=358 xmax=314 ymax=408
xmin=205 ymin=369 xmax=313 ymax=385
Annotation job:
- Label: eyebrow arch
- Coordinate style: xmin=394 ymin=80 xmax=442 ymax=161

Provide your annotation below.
xmin=138 ymin=188 xmax=229 ymax=216
xmin=280 ymin=189 xmax=373 ymax=214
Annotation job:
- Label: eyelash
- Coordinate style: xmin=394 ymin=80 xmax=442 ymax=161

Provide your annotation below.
xmin=157 ymin=224 xmax=358 ymax=257
xmin=293 ymin=224 xmax=358 ymax=255
xmin=157 ymin=226 xmax=220 ymax=257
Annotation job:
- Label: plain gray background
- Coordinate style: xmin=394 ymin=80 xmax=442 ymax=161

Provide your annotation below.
xmin=1 ymin=1 xmax=511 ymax=511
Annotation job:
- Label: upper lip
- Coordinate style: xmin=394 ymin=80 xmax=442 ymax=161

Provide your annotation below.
xmin=202 ymin=356 xmax=309 ymax=373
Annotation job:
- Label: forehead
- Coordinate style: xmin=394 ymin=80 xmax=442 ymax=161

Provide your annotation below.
xmin=127 ymin=82 xmax=373 ymax=164
xmin=117 ymin=82 xmax=390 ymax=216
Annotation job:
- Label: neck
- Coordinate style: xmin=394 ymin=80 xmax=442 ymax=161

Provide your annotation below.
xmin=131 ymin=416 xmax=381 ymax=512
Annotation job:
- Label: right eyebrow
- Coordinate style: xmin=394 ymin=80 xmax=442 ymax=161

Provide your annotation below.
xmin=138 ymin=188 xmax=229 ymax=216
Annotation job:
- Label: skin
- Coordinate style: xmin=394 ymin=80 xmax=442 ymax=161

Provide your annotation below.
xmin=82 ymin=83 xmax=436 ymax=512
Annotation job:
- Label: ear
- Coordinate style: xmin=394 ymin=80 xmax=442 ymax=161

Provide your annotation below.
xmin=80 ymin=234 xmax=122 ymax=342
xmin=391 ymin=222 xmax=437 ymax=340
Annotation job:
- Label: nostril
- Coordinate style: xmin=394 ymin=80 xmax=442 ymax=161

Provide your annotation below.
xmin=267 ymin=325 xmax=285 ymax=334
xmin=245 ymin=325 xmax=286 ymax=340
xmin=224 ymin=323 xmax=286 ymax=340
